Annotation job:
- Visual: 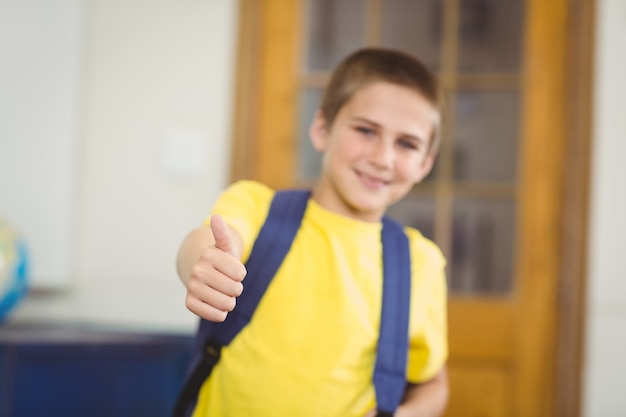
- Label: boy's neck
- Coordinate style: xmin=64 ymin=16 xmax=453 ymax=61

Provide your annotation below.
xmin=310 ymin=181 xmax=385 ymax=224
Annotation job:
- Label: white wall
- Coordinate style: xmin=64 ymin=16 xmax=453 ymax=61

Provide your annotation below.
xmin=0 ymin=0 xmax=84 ymax=288
xmin=4 ymin=0 xmax=239 ymax=332
xmin=583 ymin=0 xmax=626 ymax=416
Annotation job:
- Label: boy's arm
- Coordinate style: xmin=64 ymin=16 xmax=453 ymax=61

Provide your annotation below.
xmin=363 ymin=366 xmax=448 ymax=417
xmin=396 ymin=367 xmax=449 ymax=417
xmin=176 ymin=215 xmax=247 ymax=322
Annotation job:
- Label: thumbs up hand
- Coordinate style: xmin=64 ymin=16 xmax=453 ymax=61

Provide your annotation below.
xmin=184 ymin=215 xmax=247 ymax=322
xmin=211 ymin=215 xmax=239 ymax=258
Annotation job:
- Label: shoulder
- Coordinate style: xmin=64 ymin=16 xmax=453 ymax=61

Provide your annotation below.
xmin=216 ymin=180 xmax=274 ymax=207
xmin=208 ymin=180 xmax=276 ymax=261
xmin=403 ymin=226 xmax=446 ymax=271
xmin=207 ymin=180 xmax=275 ymax=219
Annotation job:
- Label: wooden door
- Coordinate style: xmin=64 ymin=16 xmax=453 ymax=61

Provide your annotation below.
xmin=229 ymin=1 xmax=594 ymax=416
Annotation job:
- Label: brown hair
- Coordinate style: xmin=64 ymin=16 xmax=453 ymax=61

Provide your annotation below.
xmin=320 ymin=47 xmax=442 ymax=154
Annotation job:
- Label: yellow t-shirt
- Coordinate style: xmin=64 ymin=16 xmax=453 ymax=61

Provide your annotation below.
xmin=192 ymin=180 xmax=448 ymax=417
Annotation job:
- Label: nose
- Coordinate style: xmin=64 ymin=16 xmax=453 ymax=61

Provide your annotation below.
xmin=368 ymin=138 xmax=394 ymax=169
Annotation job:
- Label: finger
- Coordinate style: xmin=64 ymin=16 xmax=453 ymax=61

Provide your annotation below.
xmin=196 ymin=247 xmax=247 ymax=283
xmin=210 ymin=215 xmax=238 ymax=257
xmin=185 ymin=295 xmax=230 ymax=322
xmin=190 ymin=263 xmax=244 ymax=296
xmin=188 ymin=282 xmax=238 ymax=312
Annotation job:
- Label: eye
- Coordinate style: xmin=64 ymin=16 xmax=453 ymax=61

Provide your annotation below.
xmin=397 ymin=137 xmax=419 ymax=151
xmin=355 ymin=125 xmax=376 ymax=137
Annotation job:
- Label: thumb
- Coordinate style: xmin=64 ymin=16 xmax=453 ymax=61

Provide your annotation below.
xmin=210 ymin=215 xmax=238 ymax=257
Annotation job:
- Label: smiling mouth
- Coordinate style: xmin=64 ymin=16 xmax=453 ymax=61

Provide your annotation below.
xmin=355 ymin=170 xmax=390 ymax=190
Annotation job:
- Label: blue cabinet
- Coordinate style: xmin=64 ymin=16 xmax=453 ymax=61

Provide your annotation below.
xmin=0 ymin=325 xmax=193 ymax=417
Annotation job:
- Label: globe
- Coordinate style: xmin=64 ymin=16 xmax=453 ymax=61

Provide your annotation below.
xmin=0 ymin=219 xmax=28 ymax=322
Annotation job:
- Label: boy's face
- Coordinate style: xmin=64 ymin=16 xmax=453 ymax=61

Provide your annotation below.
xmin=310 ymin=81 xmax=436 ymax=222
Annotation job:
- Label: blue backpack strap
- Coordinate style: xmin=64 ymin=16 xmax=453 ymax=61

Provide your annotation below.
xmin=171 ymin=189 xmax=310 ymax=417
xmin=375 ymin=216 xmax=412 ymax=417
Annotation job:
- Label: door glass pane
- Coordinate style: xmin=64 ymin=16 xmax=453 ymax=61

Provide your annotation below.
xmin=453 ymin=91 xmax=520 ymax=183
xmin=386 ymin=196 xmax=436 ymax=241
xmin=297 ymin=88 xmax=323 ymax=181
xmin=305 ymin=0 xmax=365 ymax=71
xmin=381 ymin=0 xmax=442 ymax=71
xmin=458 ymin=0 xmax=524 ymax=72
xmin=450 ymin=199 xmax=515 ymax=294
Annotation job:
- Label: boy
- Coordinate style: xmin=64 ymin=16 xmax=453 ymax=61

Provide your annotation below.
xmin=176 ymin=47 xmax=449 ymax=417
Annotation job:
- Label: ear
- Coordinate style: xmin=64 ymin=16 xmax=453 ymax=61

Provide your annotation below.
xmin=415 ymin=153 xmax=435 ymax=183
xmin=309 ymin=111 xmax=329 ymax=152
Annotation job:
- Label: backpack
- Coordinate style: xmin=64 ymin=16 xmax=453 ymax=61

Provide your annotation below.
xmin=172 ymin=189 xmax=411 ymax=417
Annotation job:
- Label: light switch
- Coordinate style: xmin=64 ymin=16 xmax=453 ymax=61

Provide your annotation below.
xmin=160 ymin=128 xmax=209 ymax=180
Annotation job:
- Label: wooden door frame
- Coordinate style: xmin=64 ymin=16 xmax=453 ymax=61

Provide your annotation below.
xmin=229 ymin=0 xmax=302 ymax=189
xmin=555 ymin=1 xmax=595 ymax=416
xmin=514 ymin=1 xmax=595 ymax=415
xmin=228 ymin=1 xmax=596 ymax=416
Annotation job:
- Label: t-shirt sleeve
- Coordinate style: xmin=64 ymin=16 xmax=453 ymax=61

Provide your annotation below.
xmin=202 ymin=180 xmax=274 ymax=263
xmin=405 ymin=230 xmax=448 ymax=383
